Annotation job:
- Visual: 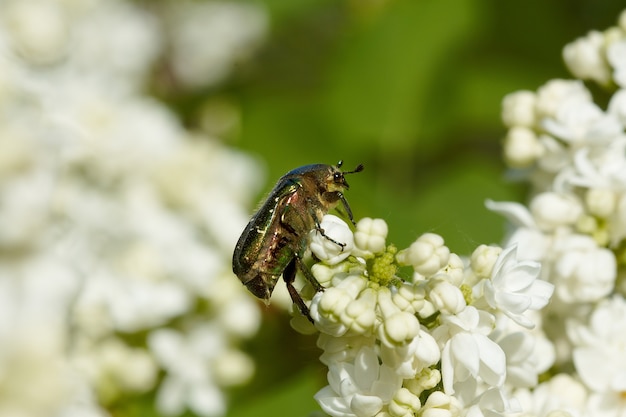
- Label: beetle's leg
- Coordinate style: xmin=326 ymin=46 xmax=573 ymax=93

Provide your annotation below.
xmin=283 ymin=258 xmax=313 ymax=322
xmin=312 ymin=213 xmax=346 ymax=251
xmin=337 ymin=192 xmax=357 ymax=226
xmin=296 ymin=257 xmax=324 ymax=293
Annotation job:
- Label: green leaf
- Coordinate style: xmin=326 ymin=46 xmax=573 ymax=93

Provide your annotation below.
xmin=226 ymin=368 xmax=323 ymax=417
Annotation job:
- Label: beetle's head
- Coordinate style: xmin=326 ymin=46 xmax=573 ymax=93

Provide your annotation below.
xmin=325 ymin=160 xmax=364 ymax=193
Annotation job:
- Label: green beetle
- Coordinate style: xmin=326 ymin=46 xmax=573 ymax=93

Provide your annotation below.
xmin=232 ymin=161 xmax=363 ymax=321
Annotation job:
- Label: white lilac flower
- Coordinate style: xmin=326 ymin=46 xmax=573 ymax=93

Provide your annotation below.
xmin=610 ymin=194 xmax=626 ymax=248
xmin=0 ymin=0 xmax=267 ymax=416
xmin=608 ymin=89 xmax=626 ymax=132
xmin=391 ymin=282 xmax=427 ymax=315
xmin=301 ymin=218 xmax=546 ymax=417
xmin=377 ymin=287 xmax=421 ymax=347
xmin=501 ymin=90 xmax=537 ymax=129
xmin=493 ymin=312 xmax=556 ymax=386
xmin=315 ymin=345 xmax=402 ymax=417
xmin=563 ymin=30 xmax=612 ymax=86
xmin=469 ymin=245 xmax=502 ymax=280
xmin=487 ymin=196 xmax=616 ymax=305
xmin=387 ymin=388 xmax=421 ymax=417
xmin=354 ymin=217 xmax=389 ymax=257
xmin=433 ymin=306 xmax=506 ymax=395
xmin=311 ymin=261 xmax=353 ymax=287
xmin=69 ymin=1 xmax=162 ymax=83
xmin=396 ymin=233 xmax=451 ymax=277
xmin=608 ymin=38 xmax=626 ymax=88
xmin=534 ymin=79 xmax=592 ymax=121
xmin=310 ymin=273 xmax=370 ymax=337
xmin=462 ymin=387 xmax=520 ymax=417
xmin=310 ymin=214 xmax=355 ymax=265
xmin=294 ymin=8 xmax=626 ymax=417
xmin=379 ymin=327 xmax=440 ymax=379
xmin=503 ymin=126 xmax=543 ymax=168
xmin=568 ymin=141 xmax=626 ymax=191
xmin=420 ymin=391 xmax=462 ymax=417
xmin=148 ymin=324 xmax=254 ymax=417
xmin=427 ymin=279 xmax=467 ymax=316
xmin=442 ymin=253 xmax=466 ymax=287
xmin=404 ymin=368 xmax=442 ymax=397
xmin=0 ymin=276 xmax=75 ymax=417
xmin=541 ymin=97 xmax=622 ymax=146
xmin=568 ymin=296 xmax=626 ymax=404
xmin=163 ymin=0 xmax=267 ymax=88
xmin=584 ymin=187 xmax=617 ymax=218
xmin=551 ymin=234 xmax=616 ymax=303
xmin=72 ymin=337 xmax=157 ymax=403
xmin=478 ymin=245 xmax=552 ymax=328
xmin=497 ymin=331 xmax=542 ymax=388
xmin=514 ymin=374 xmax=587 ymax=417
xmin=1 ymin=0 xmax=70 ymax=65
xmin=491 ymin=10 xmax=626 ymax=417
xmin=317 ymin=333 xmax=377 ymax=366
xmin=485 ymin=199 xmax=550 ymax=262
xmin=529 ymin=192 xmax=583 ymax=231
xmin=608 ymin=89 xmax=626 ymax=127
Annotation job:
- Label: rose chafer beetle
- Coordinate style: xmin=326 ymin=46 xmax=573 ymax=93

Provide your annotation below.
xmin=232 ymin=161 xmax=363 ymax=321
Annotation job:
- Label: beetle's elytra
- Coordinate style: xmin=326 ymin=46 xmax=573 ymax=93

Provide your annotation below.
xmin=232 ymin=161 xmax=363 ymax=321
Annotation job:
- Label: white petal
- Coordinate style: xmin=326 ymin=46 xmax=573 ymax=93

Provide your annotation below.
xmin=451 ymin=333 xmax=479 ymax=376
xmin=354 ymin=346 xmax=380 ymax=390
xmin=156 ymin=376 xmax=186 ymax=416
xmin=485 ymin=200 xmax=536 ymax=228
xmin=495 ymin=292 xmax=532 ymax=314
xmin=371 ymin=365 xmax=402 ymax=401
xmin=350 ymin=393 xmax=383 ymax=417
xmin=315 ymin=386 xmax=354 ymax=417
xmin=189 ymin=383 xmax=226 ymax=417
xmin=476 ymin=336 xmax=506 ymax=387
xmin=573 ymin=347 xmax=612 ymax=391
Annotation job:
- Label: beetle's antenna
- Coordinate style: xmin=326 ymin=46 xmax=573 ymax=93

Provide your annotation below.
xmin=344 ymin=164 xmax=364 ymax=175
xmin=337 ymin=160 xmax=344 ymax=168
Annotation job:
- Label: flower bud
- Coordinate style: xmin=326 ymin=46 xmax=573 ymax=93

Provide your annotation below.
xmin=340 ymin=288 xmax=377 ymax=335
xmin=608 ymin=88 xmax=626 ymax=126
xmin=503 ymin=126 xmax=543 ymax=168
xmin=310 ymin=274 xmax=369 ymax=335
xmin=554 ymin=236 xmax=616 ymax=303
xmin=470 ymin=244 xmax=502 ymax=279
xmin=428 ymin=280 xmax=466 ymax=315
xmin=388 ymin=388 xmax=421 ymax=417
xmin=212 ymin=349 xmax=254 ymax=386
xmin=404 ymin=368 xmax=441 ymax=397
xmin=421 ymin=391 xmax=461 ymax=417
xmin=535 ymin=79 xmax=591 ymax=120
xmin=396 ymin=233 xmax=449 ymax=276
xmin=530 ymin=192 xmax=583 ymax=231
xmin=501 ymin=90 xmax=536 ymax=128
xmin=354 ymin=217 xmax=388 ymax=255
xmin=392 ymin=283 xmax=425 ymax=315
xmin=377 ymin=288 xmax=420 ymax=347
xmin=441 ymin=253 xmax=465 ymax=286
xmin=585 ymin=188 xmax=616 ymax=218
xmin=563 ymin=31 xmax=611 ymax=85
xmin=311 ymin=262 xmax=349 ymax=287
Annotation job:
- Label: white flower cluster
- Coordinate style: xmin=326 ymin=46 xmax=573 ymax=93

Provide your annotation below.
xmin=0 ymin=0 xmax=267 ymax=416
xmin=292 ymin=215 xmax=554 ymax=417
xmin=490 ymin=9 xmax=626 ymax=417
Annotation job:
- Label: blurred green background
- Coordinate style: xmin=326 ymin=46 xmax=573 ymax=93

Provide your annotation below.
xmin=156 ymin=0 xmax=624 ymax=416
